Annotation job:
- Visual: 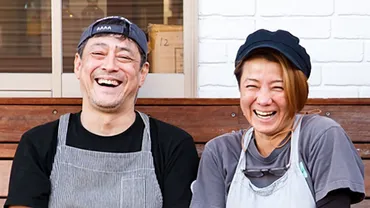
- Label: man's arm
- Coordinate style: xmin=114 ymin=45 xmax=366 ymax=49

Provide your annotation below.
xmin=4 ymin=128 xmax=53 ymax=208
xmin=162 ymin=135 xmax=199 ymax=208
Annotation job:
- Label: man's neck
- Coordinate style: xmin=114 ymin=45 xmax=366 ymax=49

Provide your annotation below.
xmin=80 ymin=103 xmax=136 ymax=137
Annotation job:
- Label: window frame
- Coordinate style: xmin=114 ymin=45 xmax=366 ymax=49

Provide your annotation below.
xmin=0 ymin=0 xmax=198 ymax=98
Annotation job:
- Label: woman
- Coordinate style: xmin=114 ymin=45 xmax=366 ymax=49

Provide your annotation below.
xmin=190 ymin=29 xmax=365 ymax=208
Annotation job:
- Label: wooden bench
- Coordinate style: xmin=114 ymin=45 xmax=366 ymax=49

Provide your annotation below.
xmin=0 ymin=98 xmax=369 ymax=207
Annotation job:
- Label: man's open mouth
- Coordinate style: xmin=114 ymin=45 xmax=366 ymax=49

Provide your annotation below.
xmin=95 ymin=78 xmax=122 ymax=87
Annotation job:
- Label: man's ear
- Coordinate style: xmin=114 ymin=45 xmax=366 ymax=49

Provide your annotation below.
xmin=74 ymin=53 xmax=82 ymax=79
xmin=139 ymin=62 xmax=149 ymax=88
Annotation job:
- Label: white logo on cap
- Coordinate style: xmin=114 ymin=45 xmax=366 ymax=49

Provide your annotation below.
xmin=96 ymin=16 xmax=132 ymax=24
xmin=96 ymin=26 xmax=112 ymax=31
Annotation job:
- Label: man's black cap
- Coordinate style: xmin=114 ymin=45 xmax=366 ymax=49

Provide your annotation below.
xmin=235 ymin=29 xmax=311 ymax=78
xmin=78 ymin=16 xmax=148 ymax=54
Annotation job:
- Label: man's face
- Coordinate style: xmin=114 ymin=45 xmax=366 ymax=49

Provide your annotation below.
xmin=74 ymin=34 xmax=148 ymax=112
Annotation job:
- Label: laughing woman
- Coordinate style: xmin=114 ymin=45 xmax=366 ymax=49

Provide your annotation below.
xmin=190 ymin=29 xmax=365 ymax=208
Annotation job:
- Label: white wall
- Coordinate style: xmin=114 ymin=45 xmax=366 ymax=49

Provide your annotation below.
xmin=197 ymin=0 xmax=370 ymax=98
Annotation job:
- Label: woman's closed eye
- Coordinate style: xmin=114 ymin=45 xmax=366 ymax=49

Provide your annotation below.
xmin=272 ymin=86 xmax=284 ymax=91
xmin=246 ymin=85 xmax=258 ymax=89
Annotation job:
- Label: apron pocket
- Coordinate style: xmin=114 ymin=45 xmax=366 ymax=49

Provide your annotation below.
xmin=121 ymin=177 xmax=146 ymax=208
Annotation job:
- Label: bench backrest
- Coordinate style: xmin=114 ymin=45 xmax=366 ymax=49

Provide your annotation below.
xmin=0 ymin=98 xmax=369 ymax=207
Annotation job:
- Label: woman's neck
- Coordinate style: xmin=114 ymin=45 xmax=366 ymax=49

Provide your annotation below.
xmin=253 ymin=119 xmax=294 ymax=157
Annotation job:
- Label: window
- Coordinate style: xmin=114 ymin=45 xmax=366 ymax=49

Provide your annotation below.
xmin=0 ymin=0 xmax=197 ymax=98
xmin=0 ymin=0 xmax=52 ymax=97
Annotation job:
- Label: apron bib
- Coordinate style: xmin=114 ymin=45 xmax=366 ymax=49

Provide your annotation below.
xmin=48 ymin=112 xmax=163 ymax=208
xmin=226 ymin=115 xmax=315 ymax=208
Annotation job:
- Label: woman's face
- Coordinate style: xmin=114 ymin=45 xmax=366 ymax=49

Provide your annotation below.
xmin=239 ymin=57 xmax=291 ymax=137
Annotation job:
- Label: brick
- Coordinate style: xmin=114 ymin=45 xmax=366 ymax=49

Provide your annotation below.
xmin=300 ymin=40 xmax=363 ymax=62
xmin=256 ymin=18 xmax=330 ymax=39
xmin=199 ymin=0 xmax=255 ymax=16
xmin=307 ymin=65 xmax=322 ymax=86
xmin=308 ymin=87 xmax=359 ymax=98
xmin=198 ymin=64 xmax=237 ymax=86
xmin=227 ymin=40 xmax=247 ymax=63
xmin=199 ymin=41 xmax=228 ymax=63
xmin=258 ymin=0 xmax=333 ymax=16
xmin=333 ymin=17 xmax=370 ymax=39
xmin=198 ymin=86 xmax=240 ymax=98
xmin=359 ymin=87 xmax=370 ymax=97
xmin=336 ymin=0 xmax=370 ymax=15
xmin=364 ymin=42 xmax=370 ymax=61
xmin=199 ymin=17 xmax=255 ymax=40
xmin=322 ymin=64 xmax=370 ymax=86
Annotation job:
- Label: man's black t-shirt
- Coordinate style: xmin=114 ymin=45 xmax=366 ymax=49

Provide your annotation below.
xmin=5 ymin=111 xmax=199 ymax=208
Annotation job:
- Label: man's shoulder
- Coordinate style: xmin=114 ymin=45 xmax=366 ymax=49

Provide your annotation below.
xmin=149 ymin=116 xmax=193 ymax=140
xmin=21 ymin=112 xmax=79 ymax=145
xmin=22 ymin=118 xmax=59 ymax=140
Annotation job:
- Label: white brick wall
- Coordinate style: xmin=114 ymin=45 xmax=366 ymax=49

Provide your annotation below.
xmin=198 ymin=0 xmax=370 ymax=98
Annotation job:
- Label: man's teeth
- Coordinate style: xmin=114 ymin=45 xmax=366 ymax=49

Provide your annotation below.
xmin=97 ymin=79 xmax=119 ymax=86
xmin=255 ymin=110 xmax=274 ymax=117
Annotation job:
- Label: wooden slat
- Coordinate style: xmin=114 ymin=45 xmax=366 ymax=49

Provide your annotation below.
xmin=1 ymin=98 xmax=370 ymax=106
xmin=0 ymin=99 xmax=370 ymax=143
xmin=0 ymin=161 xmax=11 ymax=197
xmin=195 ymin=143 xmax=370 ymax=159
xmin=236 ymin=105 xmax=370 ymax=143
xmin=0 ymin=144 xmax=17 ymax=158
xmin=352 ymin=199 xmax=370 ymax=208
xmin=355 ymin=144 xmax=370 ymax=159
xmin=302 ymin=105 xmax=370 ymax=142
xmin=0 ymin=105 xmax=81 ymax=142
xmin=137 ymin=105 xmax=240 ymax=143
xmin=2 ymin=104 xmax=370 ymax=143
xmin=2 ymin=143 xmax=370 ymax=159
xmin=0 ymin=105 xmax=241 ymax=142
xmin=0 ymin=199 xmax=5 ymax=208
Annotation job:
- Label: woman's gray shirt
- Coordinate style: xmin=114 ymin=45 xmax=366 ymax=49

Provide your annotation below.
xmin=191 ymin=114 xmax=365 ymax=207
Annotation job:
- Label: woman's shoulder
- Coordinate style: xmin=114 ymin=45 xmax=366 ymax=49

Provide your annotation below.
xmin=204 ymin=130 xmax=244 ymax=159
xmin=299 ymin=113 xmax=350 ymax=159
xmin=301 ymin=114 xmax=343 ymax=136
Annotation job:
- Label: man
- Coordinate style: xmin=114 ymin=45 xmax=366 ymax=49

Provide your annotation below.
xmin=5 ymin=16 xmax=199 ymax=208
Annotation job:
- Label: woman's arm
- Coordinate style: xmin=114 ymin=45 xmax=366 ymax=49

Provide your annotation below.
xmin=190 ymin=142 xmax=227 ymax=208
xmin=317 ymin=189 xmax=351 ymax=208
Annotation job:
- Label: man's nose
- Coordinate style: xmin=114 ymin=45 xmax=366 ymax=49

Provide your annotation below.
xmin=102 ymin=54 xmax=119 ymax=72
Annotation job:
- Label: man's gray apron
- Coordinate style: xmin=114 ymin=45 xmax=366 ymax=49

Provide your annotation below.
xmin=48 ymin=112 xmax=163 ymax=208
xmin=226 ymin=115 xmax=315 ymax=208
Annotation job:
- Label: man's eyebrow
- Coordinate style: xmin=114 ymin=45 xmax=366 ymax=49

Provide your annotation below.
xmin=115 ymin=46 xmax=134 ymax=55
xmin=89 ymin=42 xmax=109 ymax=48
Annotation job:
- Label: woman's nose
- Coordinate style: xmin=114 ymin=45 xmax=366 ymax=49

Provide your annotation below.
xmin=256 ymin=91 xmax=272 ymax=106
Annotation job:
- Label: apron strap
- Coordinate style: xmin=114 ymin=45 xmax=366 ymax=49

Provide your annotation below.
xmin=57 ymin=113 xmax=70 ymax=146
xmin=137 ymin=111 xmax=152 ymax=152
xmin=290 ymin=114 xmax=316 ymax=201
